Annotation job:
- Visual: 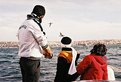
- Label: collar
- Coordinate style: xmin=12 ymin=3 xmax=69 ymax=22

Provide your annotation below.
xmin=62 ymin=47 xmax=72 ymax=51
xmin=27 ymin=13 xmax=39 ymax=22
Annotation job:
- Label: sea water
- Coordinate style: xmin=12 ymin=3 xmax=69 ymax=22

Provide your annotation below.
xmin=0 ymin=45 xmax=121 ymax=82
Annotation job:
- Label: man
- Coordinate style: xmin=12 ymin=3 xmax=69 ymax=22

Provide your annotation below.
xmin=18 ymin=5 xmax=53 ymax=82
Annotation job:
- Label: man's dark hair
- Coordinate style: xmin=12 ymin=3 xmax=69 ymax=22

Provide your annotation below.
xmin=32 ymin=5 xmax=45 ymax=16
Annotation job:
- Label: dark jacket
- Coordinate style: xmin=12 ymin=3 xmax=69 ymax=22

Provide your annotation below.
xmin=54 ymin=48 xmax=79 ymax=82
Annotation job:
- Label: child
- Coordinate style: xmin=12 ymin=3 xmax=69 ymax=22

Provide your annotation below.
xmin=54 ymin=36 xmax=80 ymax=82
xmin=76 ymin=43 xmax=108 ymax=80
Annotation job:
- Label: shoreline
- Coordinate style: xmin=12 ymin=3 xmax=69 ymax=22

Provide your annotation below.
xmin=0 ymin=39 xmax=121 ymax=48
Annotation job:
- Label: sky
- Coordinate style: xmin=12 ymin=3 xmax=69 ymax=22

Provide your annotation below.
xmin=0 ymin=0 xmax=121 ymax=41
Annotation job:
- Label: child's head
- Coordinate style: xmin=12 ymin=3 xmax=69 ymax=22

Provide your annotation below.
xmin=61 ymin=36 xmax=72 ymax=45
xmin=61 ymin=36 xmax=72 ymax=48
xmin=90 ymin=43 xmax=107 ymax=56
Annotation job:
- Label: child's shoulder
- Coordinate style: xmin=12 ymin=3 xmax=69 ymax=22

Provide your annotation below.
xmin=59 ymin=51 xmax=72 ymax=63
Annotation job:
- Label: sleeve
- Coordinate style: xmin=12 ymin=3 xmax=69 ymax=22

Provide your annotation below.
xmin=28 ymin=21 xmax=53 ymax=59
xmin=77 ymin=55 xmax=92 ymax=75
xmin=69 ymin=72 xmax=80 ymax=81
xmin=103 ymin=67 xmax=108 ymax=80
xmin=28 ymin=24 xmax=48 ymax=47
xmin=75 ymin=52 xmax=80 ymax=66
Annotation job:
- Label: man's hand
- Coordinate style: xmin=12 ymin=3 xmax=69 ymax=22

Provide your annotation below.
xmin=43 ymin=46 xmax=53 ymax=59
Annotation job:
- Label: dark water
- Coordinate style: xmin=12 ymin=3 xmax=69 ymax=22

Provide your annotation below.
xmin=0 ymin=45 xmax=121 ymax=82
